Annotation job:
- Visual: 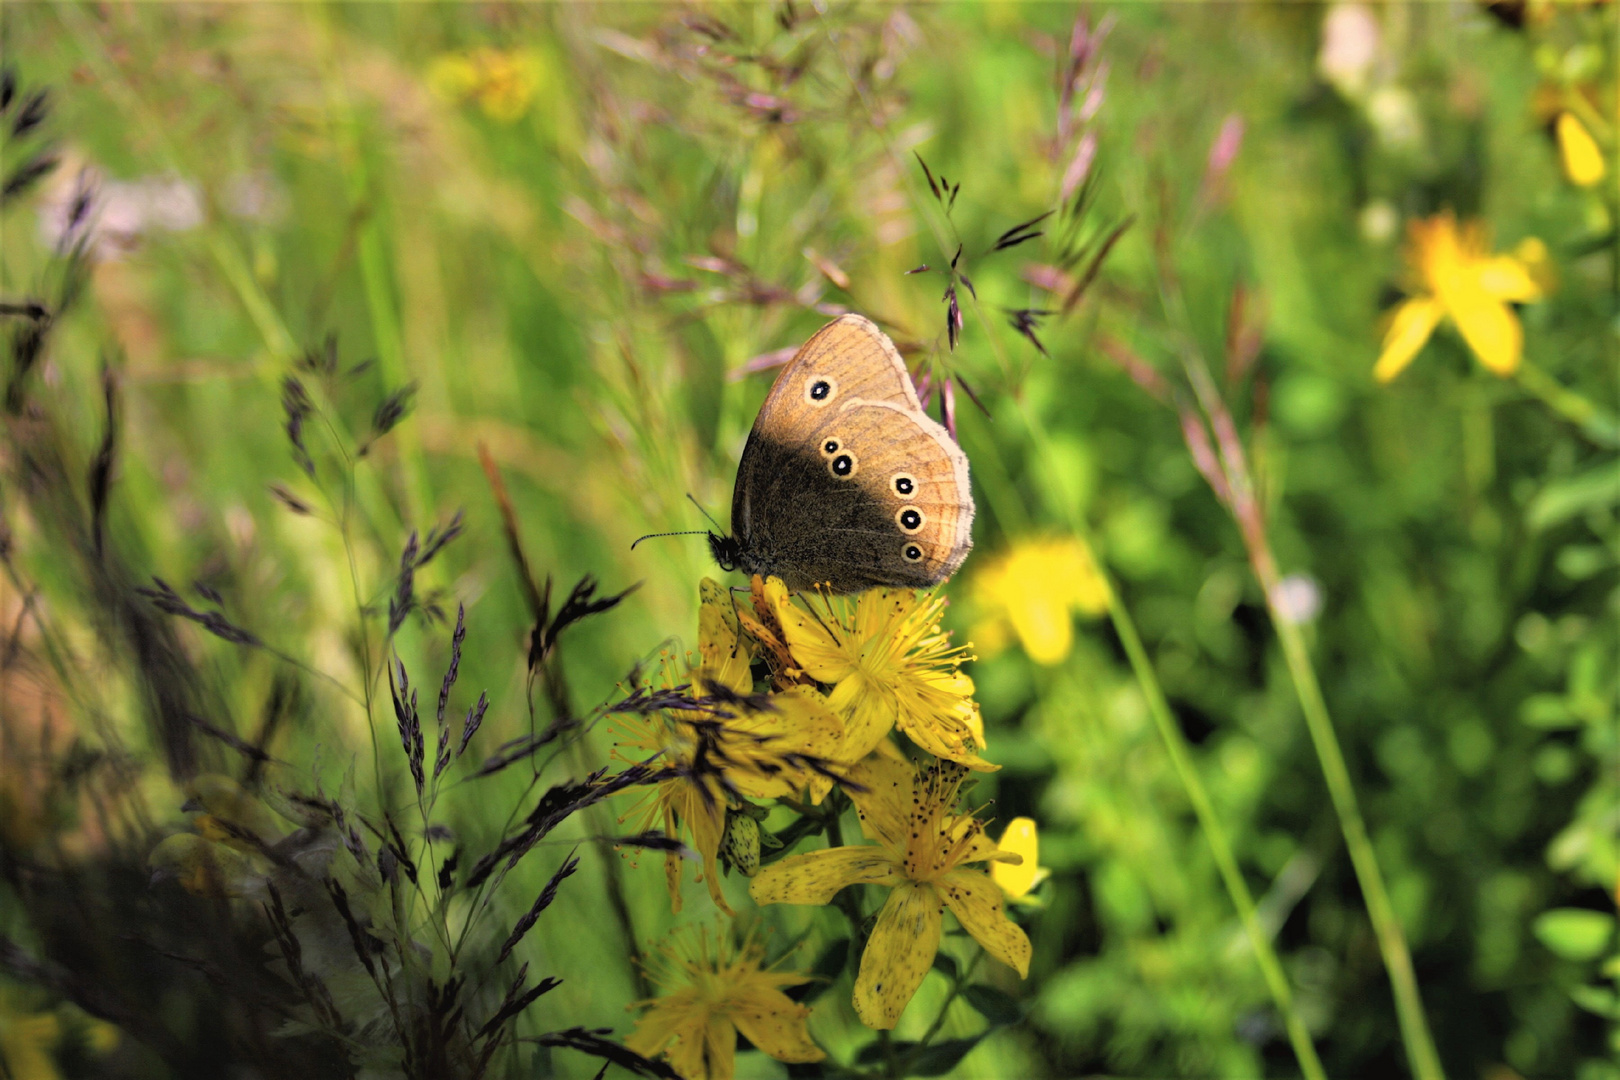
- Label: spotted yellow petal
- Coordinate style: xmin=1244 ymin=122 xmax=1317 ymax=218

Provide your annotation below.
xmin=703 ymin=1016 xmax=737 ymax=1080
xmin=1557 ymin=112 xmax=1607 ymax=188
xmin=731 ymin=989 xmax=825 ymax=1063
xmin=853 ymin=882 xmax=943 ymax=1029
xmin=1373 ymin=297 xmax=1443 ymax=383
xmin=698 ymin=578 xmax=752 ymax=696
xmin=841 ymin=753 xmax=916 ymax=851
xmin=938 ymin=868 xmax=1032 ymax=977
xmin=749 ymin=845 xmax=902 ymax=906
xmin=991 ymin=817 xmax=1040 ymax=900
xmin=728 ymin=686 xmax=845 ymax=800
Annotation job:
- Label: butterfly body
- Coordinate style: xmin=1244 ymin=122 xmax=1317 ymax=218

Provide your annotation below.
xmin=712 ymin=314 xmax=974 ymax=594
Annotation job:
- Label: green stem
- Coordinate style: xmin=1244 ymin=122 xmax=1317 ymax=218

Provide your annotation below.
xmin=1263 ymin=595 xmax=1444 ymax=1080
xmin=1514 ymin=361 xmax=1620 ymax=449
xmin=1103 ymin=578 xmax=1328 ymax=1080
xmin=1011 ymin=403 xmax=1328 ymax=1080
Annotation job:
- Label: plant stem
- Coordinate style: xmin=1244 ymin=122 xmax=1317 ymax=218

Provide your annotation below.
xmin=1013 ymin=402 xmax=1329 ymax=1080
xmin=1514 ymin=361 xmax=1620 ymax=449
xmin=1102 ymin=572 xmax=1328 ymax=1080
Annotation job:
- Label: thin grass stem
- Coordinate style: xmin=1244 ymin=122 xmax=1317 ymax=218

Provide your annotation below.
xmin=1514 ymin=360 xmax=1620 ymax=449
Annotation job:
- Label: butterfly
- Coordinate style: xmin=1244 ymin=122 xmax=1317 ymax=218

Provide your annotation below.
xmin=708 ymin=314 xmax=974 ymax=594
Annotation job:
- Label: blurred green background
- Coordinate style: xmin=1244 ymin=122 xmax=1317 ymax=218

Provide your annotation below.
xmin=0 ymin=2 xmax=1616 ymax=1078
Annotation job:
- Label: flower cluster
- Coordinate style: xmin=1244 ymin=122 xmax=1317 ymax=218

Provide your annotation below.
xmin=618 ymin=575 xmax=1041 ymax=1076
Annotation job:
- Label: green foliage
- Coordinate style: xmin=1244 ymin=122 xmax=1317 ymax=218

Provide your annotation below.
xmin=0 ymin=2 xmax=1616 ymax=1079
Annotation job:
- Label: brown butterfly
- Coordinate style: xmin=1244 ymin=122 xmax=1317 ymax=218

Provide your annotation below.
xmin=709 ymin=314 xmax=974 ymax=593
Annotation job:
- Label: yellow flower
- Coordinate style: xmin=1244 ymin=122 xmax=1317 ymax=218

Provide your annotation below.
xmin=749 ymin=755 xmax=1030 ymax=1029
xmin=626 ymin=923 xmax=824 ymax=1080
xmin=1374 ymin=211 xmax=1545 ymax=382
xmin=990 ymin=817 xmax=1050 ymax=901
xmin=427 ymin=48 xmax=541 ymax=122
xmin=1557 ymin=112 xmax=1607 ymax=187
xmin=614 ymin=580 xmax=843 ymax=913
xmin=147 ymin=833 xmax=266 ymax=899
xmin=971 ymin=537 xmax=1109 ymax=665
xmin=182 ymin=773 xmax=288 ymax=852
xmin=767 ymin=578 xmax=993 ymax=769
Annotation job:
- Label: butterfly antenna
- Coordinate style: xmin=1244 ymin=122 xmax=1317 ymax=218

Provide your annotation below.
xmin=630 ymin=530 xmax=711 ymax=551
xmin=685 ymin=493 xmax=727 ymax=533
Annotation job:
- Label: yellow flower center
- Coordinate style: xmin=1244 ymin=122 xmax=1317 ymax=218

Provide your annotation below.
xmin=899 ymin=760 xmax=982 ymax=883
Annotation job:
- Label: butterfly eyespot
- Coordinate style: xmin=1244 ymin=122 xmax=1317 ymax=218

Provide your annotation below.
xmin=822 ymin=438 xmax=840 ymax=456
xmin=829 ymin=453 xmax=857 ymax=478
xmin=805 ymin=377 xmax=837 ymax=406
xmin=902 ymin=544 xmax=924 ymax=563
xmin=896 ymin=507 xmax=926 ymax=533
xmin=892 ymin=474 xmax=916 ymax=498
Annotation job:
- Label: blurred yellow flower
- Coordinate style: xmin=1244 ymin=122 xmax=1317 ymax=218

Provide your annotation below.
xmin=626 ymin=923 xmax=824 ymax=1080
xmin=182 ymin=773 xmax=288 ymax=851
xmin=1556 ymin=112 xmax=1607 ymax=187
xmin=972 ymin=537 xmax=1109 ymax=665
xmin=428 ymin=48 xmax=541 ymax=122
xmin=768 ymin=578 xmax=992 ymax=769
xmin=1374 ymin=211 xmax=1545 ymax=382
xmin=749 ymin=755 xmax=1029 ymax=1029
xmin=991 ymin=816 xmax=1049 ymax=900
xmin=614 ymin=580 xmax=843 ymax=913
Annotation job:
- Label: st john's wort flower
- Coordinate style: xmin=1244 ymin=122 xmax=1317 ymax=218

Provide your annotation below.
xmin=970 ymin=536 xmax=1110 ymax=666
xmin=626 ymin=922 xmax=824 ymax=1080
xmin=765 ymin=577 xmax=991 ymax=769
xmin=1374 ymin=211 xmax=1547 ymax=382
xmin=748 ymin=754 xmax=1030 ymax=1029
xmin=613 ymin=579 xmax=842 ymax=913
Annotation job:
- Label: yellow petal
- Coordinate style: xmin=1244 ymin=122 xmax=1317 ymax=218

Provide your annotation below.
xmin=1373 ymin=297 xmax=1443 ymax=383
xmin=750 ymin=846 xmax=902 ymax=906
xmin=697 ymin=578 xmax=753 ymax=696
xmin=938 ymin=868 xmax=1032 ymax=977
xmin=841 ymin=753 xmax=916 ymax=850
xmin=731 ymin=988 xmax=825 ymax=1063
xmin=771 ymin=581 xmax=857 ymax=683
xmin=704 ymin=1016 xmax=737 ymax=1080
xmin=1557 ymin=112 xmax=1607 ymax=188
xmin=991 ymin=817 xmax=1041 ymax=900
xmin=626 ymin=995 xmax=697 ymax=1059
xmin=184 ymin=773 xmax=286 ymax=850
xmin=828 ymin=675 xmax=897 ymax=761
xmin=656 ymin=1007 xmax=723 ymax=1080
xmin=1007 ymin=592 xmax=1074 ymax=665
xmin=728 ymin=686 xmax=846 ymax=800
xmin=1476 ymin=254 xmax=1542 ymax=303
xmin=853 ymin=883 xmax=943 ymax=1029
xmin=1448 ymin=283 xmax=1524 ymax=376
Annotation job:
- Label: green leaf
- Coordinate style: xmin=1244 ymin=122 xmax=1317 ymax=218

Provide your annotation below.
xmin=932 ymin=951 xmax=959 ymax=980
xmin=963 ymin=983 xmax=1022 ymax=1025
xmin=1527 ymin=462 xmax=1620 ymax=531
xmin=1532 ymin=909 xmax=1615 ymax=961
xmin=1520 ymin=693 xmax=1577 ymax=731
xmin=1570 ymin=984 xmax=1620 ymax=1019
xmin=789 ymin=938 xmax=849 ymax=1003
xmin=909 ymin=1036 xmax=985 ymax=1077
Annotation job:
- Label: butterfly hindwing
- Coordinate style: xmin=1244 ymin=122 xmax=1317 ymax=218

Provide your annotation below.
xmin=730 ymin=315 xmax=974 ymax=593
